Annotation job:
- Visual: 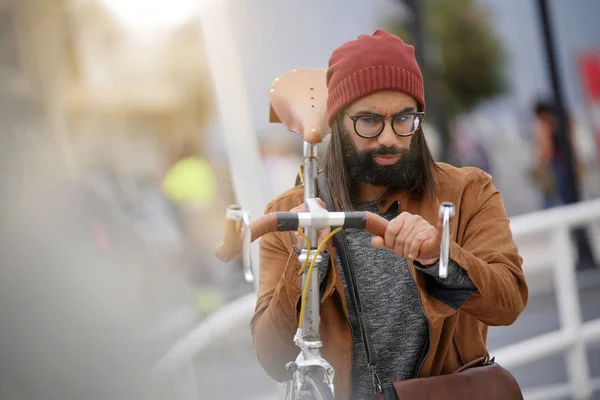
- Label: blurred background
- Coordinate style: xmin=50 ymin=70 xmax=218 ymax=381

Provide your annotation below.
xmin=0 ymin=0 xmax=599 ymax=399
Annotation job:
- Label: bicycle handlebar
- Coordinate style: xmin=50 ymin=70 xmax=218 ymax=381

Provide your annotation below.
xmin=215 ymin=202 xmax=456 ymax=282
xmin=215 ymin=207 xmax=389 ymax=263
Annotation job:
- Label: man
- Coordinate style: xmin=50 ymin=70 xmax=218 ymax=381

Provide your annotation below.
xmin=531 ymin=100 xmax=580 ymax=209
xmin=251 ymin=30 xmax=528 ymax=400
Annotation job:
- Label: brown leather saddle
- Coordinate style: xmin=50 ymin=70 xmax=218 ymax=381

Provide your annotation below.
xmin=268 ymin=68 xmax=329 ymax=143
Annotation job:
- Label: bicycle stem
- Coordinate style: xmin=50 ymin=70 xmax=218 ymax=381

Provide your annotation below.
xmin=301 ymin=141 xmax=322 ymax=345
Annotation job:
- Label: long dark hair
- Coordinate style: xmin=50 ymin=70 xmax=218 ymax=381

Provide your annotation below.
xmin=322 ymin=114 xmax=442 ymax=211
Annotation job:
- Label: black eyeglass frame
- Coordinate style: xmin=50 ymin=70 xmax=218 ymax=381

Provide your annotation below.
xmin=344 ymin=110 xmax=425 ymax=138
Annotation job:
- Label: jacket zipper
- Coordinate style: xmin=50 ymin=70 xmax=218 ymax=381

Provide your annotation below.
xmin=335 ymin=290 xmax=355 ymax=400
xmin=347 ymin=308 xmax=355 ymax=399
xmin=408 ymin=254 xmax=432 ymax=378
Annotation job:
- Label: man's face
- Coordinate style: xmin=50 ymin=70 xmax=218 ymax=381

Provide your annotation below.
xmin=340 ymin=90 xmax=423 ymax=189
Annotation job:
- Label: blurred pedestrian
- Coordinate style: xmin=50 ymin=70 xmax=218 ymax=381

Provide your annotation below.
xmin=530 ymin=100 xmax=582 ymax=208
xmin=160 ymin=139 xmax=224 ymax=314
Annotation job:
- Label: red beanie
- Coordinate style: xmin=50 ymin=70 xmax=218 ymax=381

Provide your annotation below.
xmin=326 ymin=29 xmax=425 ymax=126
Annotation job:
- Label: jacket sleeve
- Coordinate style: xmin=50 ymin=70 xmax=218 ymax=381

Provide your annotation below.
xmin=448 ymin=170 xmax=528 ymax=326
xmin=249 ymin=201 xmax=303 ymax=382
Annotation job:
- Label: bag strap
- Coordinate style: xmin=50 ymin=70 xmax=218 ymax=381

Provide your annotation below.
xmin=317 ymin=173 xmax=383 ymax=394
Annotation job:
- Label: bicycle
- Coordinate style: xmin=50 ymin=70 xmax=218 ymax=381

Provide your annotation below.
xmin=215 ymin=68 xmax=455 ymax=400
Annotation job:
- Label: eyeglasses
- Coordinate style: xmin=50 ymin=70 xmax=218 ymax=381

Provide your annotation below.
xmin=344 ymin=110 xmax=425 ymax=139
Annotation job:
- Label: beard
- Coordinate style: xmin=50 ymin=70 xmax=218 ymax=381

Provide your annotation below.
xmin=339 ymin=125 xmax=424 ymax=191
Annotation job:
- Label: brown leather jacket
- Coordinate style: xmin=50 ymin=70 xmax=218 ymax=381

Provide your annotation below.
xmin=250 ymin=163 xmax=528 ymax=400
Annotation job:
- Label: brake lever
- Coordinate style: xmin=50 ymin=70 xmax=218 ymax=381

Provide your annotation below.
xmin=438 ymin=202 xmax=455 ymax=279
xmin=225 ymin=206 xmax=254 ymax=283
xmin=241 ymin=211 xmax=253 ymax=283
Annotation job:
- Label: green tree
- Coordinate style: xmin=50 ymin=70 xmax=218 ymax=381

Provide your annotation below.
xmin=385 ymin=0 xmax=506 ymax=117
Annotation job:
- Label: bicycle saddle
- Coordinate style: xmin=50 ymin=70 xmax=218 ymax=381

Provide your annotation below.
xmin=268 ymin=68 xmax=329 ymax=143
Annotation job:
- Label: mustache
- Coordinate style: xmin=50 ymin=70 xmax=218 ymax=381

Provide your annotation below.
xmin=364 ymin=146 xmax=409 ymax=156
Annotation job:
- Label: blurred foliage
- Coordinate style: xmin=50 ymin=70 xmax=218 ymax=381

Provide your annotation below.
xmin=385 ymin=0 xmax=506 ymax=117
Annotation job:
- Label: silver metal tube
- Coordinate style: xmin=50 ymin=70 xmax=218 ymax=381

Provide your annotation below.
xmin=303 ymin=142 xmax=318 ymax=208
xmin=241 ymin=212 xmax=253 ymax=282
xmin=438 ymin=202 xmax=455 ymax=279
xmin=301 ymin=143 xmax=321 ymax=342
xmin=326 ymin=213 xmax=346 ymax=228
xmin=297 ymin=212 xmax=345 ymax=229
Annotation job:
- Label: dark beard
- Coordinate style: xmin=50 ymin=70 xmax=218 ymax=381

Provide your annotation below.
xmin=339 ymin=126 xmax=424 ymax=192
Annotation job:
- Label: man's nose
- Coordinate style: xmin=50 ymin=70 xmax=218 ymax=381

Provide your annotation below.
xmin=377 ymin=121 xmax=397 ymax=148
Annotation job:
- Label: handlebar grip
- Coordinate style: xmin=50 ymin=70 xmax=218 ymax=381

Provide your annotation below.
xmin=215 ymin=213 xmax=280 ymax=262
xmin=251 ymin=213 xmax=281 ymax=241
xmin=364 ymin=212 xmax=388 ymax=237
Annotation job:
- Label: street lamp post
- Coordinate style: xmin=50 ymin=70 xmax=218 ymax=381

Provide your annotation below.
xmin=536 ymin=0 xmax=597 ymax=270
xmin=401 ymin=0 xmax=451 ymax=163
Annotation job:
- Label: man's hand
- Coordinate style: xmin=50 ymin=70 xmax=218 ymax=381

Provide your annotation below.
xmin=290 ymin=199 xmax=331 ymax=253
xmin=372 ymin=211 xmax=441 ymax=265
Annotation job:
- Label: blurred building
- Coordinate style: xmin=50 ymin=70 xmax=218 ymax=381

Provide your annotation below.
xmin=0 ymin=2 xmax=250 ymax=397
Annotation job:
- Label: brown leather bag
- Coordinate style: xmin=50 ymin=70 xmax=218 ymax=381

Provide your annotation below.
xmin=378 ymin=357 xmax=523 ymax=400
xmin=318 ymin=174 xmax=524 ymax=400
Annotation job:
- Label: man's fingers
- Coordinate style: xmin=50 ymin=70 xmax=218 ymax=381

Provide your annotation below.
xmin=435 ymin=213 xmax=444 ymax=240
xmin=290 ymin=199 xmax=328 ymax=215
xmin=318 ymin=228 xmax=332 ymax=244
xmin=408 ymin=231 xmax=429 ymax=260
xmin=402 ymin=226 xmax=421 ymax=260
xmin=394 ymin=222 xmax=415 ymax=258
xmin=419 ymin=216 xmax=444 ymax=256
xmin=292 ymin=232 xmax=304 ymax=248
xmin=384 ymin=213 xmax=407 ymax=248
xmin=372 ymin=236 xmax=386 ymax=248
xmin=289 ymin=200 xmax=331 ymax=253
xmin=290 ymin=203 xmax=305 ymax=213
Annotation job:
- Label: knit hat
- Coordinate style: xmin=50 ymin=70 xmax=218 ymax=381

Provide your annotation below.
xmin=326 ymin=29 xmax=425 ymax=126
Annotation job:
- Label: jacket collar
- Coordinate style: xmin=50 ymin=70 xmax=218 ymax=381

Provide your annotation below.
xmin=373 ymin=188 xmax=420 ymax=214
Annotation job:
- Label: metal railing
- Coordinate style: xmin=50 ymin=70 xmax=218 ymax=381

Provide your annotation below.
xmin=157 ymin=197 xmax=600 ymax=400
xmin=494 ymin=198 xmax=600 ymax=400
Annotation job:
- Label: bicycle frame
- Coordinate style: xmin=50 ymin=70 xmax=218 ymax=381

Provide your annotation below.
xmin=224 ymin=141 xmax=336 ymax=398
xmin=283 ymin=141 xmax=336 ymax=399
